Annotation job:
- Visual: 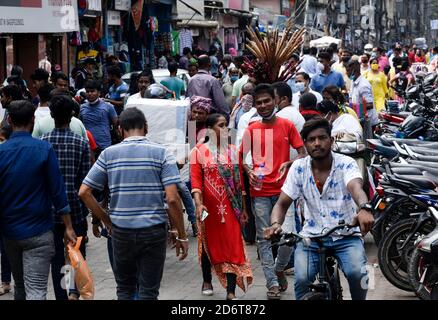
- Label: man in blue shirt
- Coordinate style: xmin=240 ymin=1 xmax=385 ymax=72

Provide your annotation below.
xmin=104 ymin=66 xmax=129 ymax=115
xmin=0 ymin=100 xmax=76 ymax=300
xmin=310 ymin=51 xmax=346 ymax=94
xmin=80 ymin=80 xmax=118 ymax=156
xmin=79 ymin=107 xmax=189 ymax=300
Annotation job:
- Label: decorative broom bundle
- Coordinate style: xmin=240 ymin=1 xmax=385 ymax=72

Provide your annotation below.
xmin=244 ymin=23 xmax=306 ymax=84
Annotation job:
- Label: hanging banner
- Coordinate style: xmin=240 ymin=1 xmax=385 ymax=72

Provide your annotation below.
xmin=0 ymin=0 xmax=79 ymax=33
xmin=131 ymin=0 xmax=144 ymax=30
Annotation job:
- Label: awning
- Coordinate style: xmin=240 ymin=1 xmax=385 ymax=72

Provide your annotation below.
xmin=176 ymin=20 xmax=218 ymax=28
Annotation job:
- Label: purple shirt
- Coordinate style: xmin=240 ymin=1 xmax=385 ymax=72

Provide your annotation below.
xmin=187 ymin=70 xmax=230 ymax=117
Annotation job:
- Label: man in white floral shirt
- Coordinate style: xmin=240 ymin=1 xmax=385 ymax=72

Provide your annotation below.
xmin=265 ymin=117 xmax=374 ymax=300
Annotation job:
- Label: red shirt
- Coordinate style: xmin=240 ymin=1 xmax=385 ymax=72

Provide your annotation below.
xmin=240 ymin=117 xmax=304 ymax=197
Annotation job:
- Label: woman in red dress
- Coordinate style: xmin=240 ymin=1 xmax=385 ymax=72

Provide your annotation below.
xmin=190 ymin=114 xmax=253 ymax=300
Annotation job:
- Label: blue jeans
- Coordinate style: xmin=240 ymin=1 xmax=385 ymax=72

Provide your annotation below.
xmin=252 ymin=196 xmax=279 ymax=289
xmin=111 ymin=223 xmax=167 ymax=300
xmin=0 ymin=236 xmax=11 ymax=283
xmin=294 ymin=236 xmax=368 ymax=300
xmin=275 ymin=203 xmax=297 ymax=272
xmin=178 ymin=182 xmax=196 ymax=225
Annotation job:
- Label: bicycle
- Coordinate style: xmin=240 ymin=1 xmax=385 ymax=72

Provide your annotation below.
xmin=271 ymin=220 xmax=361 ymax=300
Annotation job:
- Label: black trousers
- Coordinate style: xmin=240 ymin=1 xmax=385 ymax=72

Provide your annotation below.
xmin=201 ymin=248 xmax=237 ymax=294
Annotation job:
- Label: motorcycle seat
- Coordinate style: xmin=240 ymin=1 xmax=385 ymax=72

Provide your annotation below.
xmin=413 ymin=154 xmax=438 ymax=162
xmin=407 ymin=160 xmax=438 ymax=168
xmin=408 ymin=146 xmax=438 ymax=156
xmin=391 ymin=167 xmax=422 ymax=175
xmin=393 ymin=174 xmax=437 ymax=190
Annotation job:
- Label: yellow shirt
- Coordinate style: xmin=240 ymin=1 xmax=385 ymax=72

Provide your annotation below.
xmin=365 ymin=71 xmax=388 ymax=112
xmin=332 ymin=62 xmax=351 ymax=90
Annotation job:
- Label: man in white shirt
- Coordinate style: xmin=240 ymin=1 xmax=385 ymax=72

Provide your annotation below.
xmin=272 ymin=82 xmax=305 ymax=133
xmin=299 ymin=47 xmax=319 ymax=79
xmin=346 ymin=60 xmax=378 ymax=127
xmin=265 ymin=118 xmax=373 ymax=300
xmin=332 ymin=48 xmax=352 ymax=90
xmin=292 ymin=72 xmax=323 ymax=109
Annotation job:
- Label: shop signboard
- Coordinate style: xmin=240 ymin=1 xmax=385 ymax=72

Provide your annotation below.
xmin=0 ymin=0 xmax=79 ymax=33
xmin=431 ymin=20 xmax=438 ymax=30
xmin=108 ymin=10 xmax=121 ymax=26
xmin=115 ymin=0 xmax=131 ymax=11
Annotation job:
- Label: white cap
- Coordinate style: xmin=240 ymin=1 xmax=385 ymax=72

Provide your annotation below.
xmin=364 ymin=43 xmax=373 ymax=50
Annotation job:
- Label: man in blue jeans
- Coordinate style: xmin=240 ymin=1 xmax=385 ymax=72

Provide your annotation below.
xmin=240 ymin=84 xmax=306 ymax=299
xmin=266 ymin=118 xmax=374 ymax=300
xmin=79 ymin=107 xmax=189 ymax=300
xmin=0 ymin=100 xmax=77 ymax=300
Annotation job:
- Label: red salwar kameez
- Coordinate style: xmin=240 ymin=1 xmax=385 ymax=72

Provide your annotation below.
xmin=190 ymin=143 xmax=253 ymax=292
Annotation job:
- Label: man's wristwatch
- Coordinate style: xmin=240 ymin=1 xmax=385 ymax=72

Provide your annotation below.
xmin=358 ymin=203 xmax=373 ymax=213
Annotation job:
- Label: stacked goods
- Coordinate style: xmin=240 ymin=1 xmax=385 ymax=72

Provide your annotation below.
xmin=244 ymin=23 xmax=306 ymax=84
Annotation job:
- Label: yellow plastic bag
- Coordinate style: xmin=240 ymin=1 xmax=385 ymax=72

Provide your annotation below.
xmin=67 ymin=236 xmax=95 ymax=300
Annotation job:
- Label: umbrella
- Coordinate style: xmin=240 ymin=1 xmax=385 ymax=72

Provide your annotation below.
xmin=309 ymin=36 xmax=342 ymax=49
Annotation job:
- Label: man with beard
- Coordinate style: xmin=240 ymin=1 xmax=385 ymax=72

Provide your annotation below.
xmin=264 ymin=117 xmax=374 ymax=300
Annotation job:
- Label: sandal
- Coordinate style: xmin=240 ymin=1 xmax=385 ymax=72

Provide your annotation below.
xmin=276 ymin=271 xmax=288 ymax=292
xmin=201 ymin=282 xmax=213 ymax=296
xmin=266 ymin=286 xmax=281 ymax=300
xmin=0 ymin=283 xmax=11 ymax=295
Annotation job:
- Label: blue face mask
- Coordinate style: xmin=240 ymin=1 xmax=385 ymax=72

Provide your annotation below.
xmin=295 ymin=82 xmax=306 ymax=93
xmin=230 ymin=75 xmax=239 ymax=82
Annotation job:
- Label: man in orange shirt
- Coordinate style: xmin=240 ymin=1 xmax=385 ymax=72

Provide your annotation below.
xmin=240 ymin=84 xmax=306 ymax=299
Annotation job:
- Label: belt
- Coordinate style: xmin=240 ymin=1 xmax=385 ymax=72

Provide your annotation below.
xmin=112 ymin=223 xmax=166 ymax=232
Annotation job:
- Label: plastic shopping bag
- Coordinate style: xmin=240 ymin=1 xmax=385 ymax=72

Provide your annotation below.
xmin=67 ymin=236 xmax=95 ymax=300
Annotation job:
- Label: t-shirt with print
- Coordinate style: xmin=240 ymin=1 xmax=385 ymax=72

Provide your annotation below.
xmin=240 ymin=116 xmax=304 ymax=197
xmin=281 ymin=153 xmax=363 ymax=239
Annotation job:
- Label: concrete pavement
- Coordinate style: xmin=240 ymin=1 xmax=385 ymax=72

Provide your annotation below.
xmin=0 ymin=219 xmax=418 ymax=300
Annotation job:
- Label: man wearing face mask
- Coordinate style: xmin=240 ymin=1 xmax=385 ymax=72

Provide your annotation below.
xmin=360 ymin=55 xmax=371 ymax=75
xmin=346 ymin=60 xmax=378 ymax=129
xmin=239 ymin=84 xmax=306 ymax=300
xmin=310 ymin=52 xmax=346 ymax=94
xmin=291 ymin=72 xmax=323 ymax=109
xmin=332 ymin=49 xmax=353 ymax=90
xmin=222 ymin=67 xmax=239 ymax=110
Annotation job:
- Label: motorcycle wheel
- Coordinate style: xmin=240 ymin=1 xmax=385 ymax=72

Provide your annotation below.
xmin=408 ymin=248 xmax=432 ymax=300
xmin=373 ymin=201 xmax=417 ymax=247
xmin=302 ymin=292 xmax=326 ymax=300
xmin=378 ymin=219 xmax=435 ymax=292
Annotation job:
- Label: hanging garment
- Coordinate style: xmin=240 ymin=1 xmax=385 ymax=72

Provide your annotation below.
xmin=179 ymin=29 xmax=193 ymax=56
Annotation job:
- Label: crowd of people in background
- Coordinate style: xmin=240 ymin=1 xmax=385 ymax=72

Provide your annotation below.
xmin=0 ymin=38 xmax=437 ymax=301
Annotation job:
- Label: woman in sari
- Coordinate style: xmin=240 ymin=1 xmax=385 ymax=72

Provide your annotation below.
xmin=190 ymin=113 xmax=253 ymax=300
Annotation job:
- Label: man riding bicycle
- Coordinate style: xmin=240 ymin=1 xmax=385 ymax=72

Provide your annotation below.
xmin=265 ymin=118 xmax=374 ymax=300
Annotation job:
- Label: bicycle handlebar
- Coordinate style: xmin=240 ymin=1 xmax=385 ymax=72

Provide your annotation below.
xmin=270 ymin=223 xmax=360 ymax=248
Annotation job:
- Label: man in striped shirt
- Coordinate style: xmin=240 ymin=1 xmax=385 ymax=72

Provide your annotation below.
xmin=79 ymin=107 xmax=189 ymax=300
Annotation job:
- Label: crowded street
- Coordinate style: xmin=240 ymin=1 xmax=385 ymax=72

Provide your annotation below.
xmin=1 ymin=0 xmax=438 ymax=304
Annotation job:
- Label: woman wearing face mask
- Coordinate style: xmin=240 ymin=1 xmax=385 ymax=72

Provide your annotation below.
xmin=291 ymin=72 xmax=323 ymax=109
xmin=322 ymin=85 xmax=359 ymax=121
xmin=364 ymin=58 xmax=388 ymax=112
xmin=317 ymin=100 xmax=363 ymax=142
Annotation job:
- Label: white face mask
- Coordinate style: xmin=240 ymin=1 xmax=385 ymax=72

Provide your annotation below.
xmin=295 ymin=82 xmax=306 ymax=93
xmin=317 ymin=62 xmax=325 ymax=71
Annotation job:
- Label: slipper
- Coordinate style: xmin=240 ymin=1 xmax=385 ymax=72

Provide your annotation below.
xmin=266 ymin=287 xmax=281 ymax=300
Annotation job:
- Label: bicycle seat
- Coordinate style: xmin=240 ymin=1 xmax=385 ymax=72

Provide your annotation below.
xmin=393 ymin=173 xmax=437 ymax=190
